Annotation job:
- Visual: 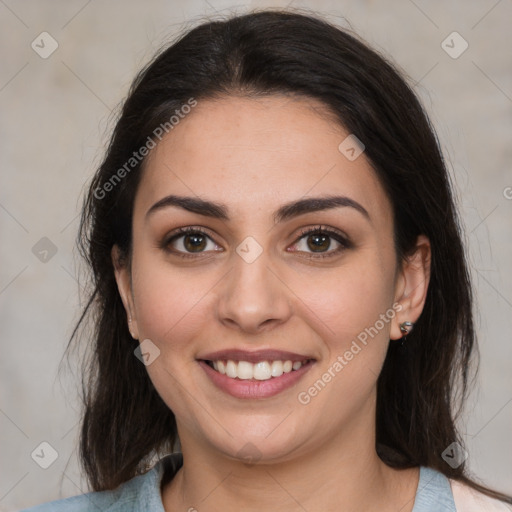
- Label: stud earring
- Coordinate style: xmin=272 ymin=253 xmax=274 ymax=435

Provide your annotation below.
xmin=399 ymin=321 xmax=414 ymax=346
xmin=399 ymin=321 xmax=414 ymax=336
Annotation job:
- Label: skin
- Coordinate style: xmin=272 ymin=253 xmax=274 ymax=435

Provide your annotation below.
xmin=113 ymin=95 xmax=431 ymax=512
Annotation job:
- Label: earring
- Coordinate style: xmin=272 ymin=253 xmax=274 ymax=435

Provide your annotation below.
xmin=399 ymin=321 xmax=414 ymax=336
xmin=399 ymin=321 xmax=414 ymax=346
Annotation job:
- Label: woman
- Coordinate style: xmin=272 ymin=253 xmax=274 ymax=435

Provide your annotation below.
xmin=22 ymin=9 xmax=512 ymax=512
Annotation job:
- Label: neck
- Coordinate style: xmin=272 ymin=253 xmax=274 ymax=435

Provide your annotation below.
xmin=161 ymin=417 xmax=419 ymax=512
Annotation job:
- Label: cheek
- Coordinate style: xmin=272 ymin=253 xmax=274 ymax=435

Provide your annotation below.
xmin=130 ymin=251 xmax=214 ymax=353
xmin=291 ymin=258 xmax=397 ymax=412
xmin=293 ymin=257 xmax=395 ymax=346
xmin=294 ymin=269 xmax=395 ymax=420
xmin=129 ymin=254 xmax=214 ymax=417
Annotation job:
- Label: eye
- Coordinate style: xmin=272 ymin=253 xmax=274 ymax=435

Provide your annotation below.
xmin=289 ymin=225 xmax=351 ymax=259
xmin=161 ymin=227 xmax=221 ymax=258
xmin=161 ymin=225 xmax=351 ymax=260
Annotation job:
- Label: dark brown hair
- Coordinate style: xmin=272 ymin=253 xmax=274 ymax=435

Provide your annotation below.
xmin=67 ymin=9 xmax=511 ymax=504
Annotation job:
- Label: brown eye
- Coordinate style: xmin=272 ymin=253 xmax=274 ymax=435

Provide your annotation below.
xmin=290 ymin=225 xmax=351 ymax=259
xmin=182 ymin=232 xmax=208 ymax=252
xmin=162 ymin=227 xmax=221 ymax=258
xmin=305 ymin=232 xmax=331 ymax=252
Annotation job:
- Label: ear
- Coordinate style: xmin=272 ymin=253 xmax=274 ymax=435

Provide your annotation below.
xmin=390 ymin=235 xmax=431 ymax=340
xmin=111 ymin=245 xmax=139 ymax=340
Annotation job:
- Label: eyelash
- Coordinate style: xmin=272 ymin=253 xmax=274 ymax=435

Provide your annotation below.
xmin=161 ymin=225 xmax=351 ymax=260
xmin=293 ymin=225 xmax=352 ymax=259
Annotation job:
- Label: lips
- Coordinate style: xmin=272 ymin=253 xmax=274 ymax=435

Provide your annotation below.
xmin=198 ymin=349 xmax=313 ymax=363
xmin=197 ymin=349 xmax=316 ymax=399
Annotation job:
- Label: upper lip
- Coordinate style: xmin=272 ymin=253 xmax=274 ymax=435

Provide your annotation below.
xmin=197 ymin=349 xmax=315 ymax=363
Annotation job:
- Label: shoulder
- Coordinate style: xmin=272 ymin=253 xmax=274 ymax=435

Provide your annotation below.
xmin=18 ymin=454 xmax=183 ymax=512
xmin=413 ymin=466 xmax=511 ymax=512
xmin=449 ymin=479 xmax=512 ymax=512
xmin=18 ymin=471 xmax=154 ymax=512
xmin=414 ymin=466 xmax=457 ymax=511
xmin=18 ymin=490 xmax=119 ymax=512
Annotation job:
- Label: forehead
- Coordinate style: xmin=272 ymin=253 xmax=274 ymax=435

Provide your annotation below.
xmin=135 ymin=95 xmax=392 ymax=229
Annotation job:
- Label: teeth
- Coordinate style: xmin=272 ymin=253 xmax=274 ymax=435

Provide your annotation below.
xmin=254 ymin=361 xmax=271 ymax=380
xmin=271 ymin=361 xmax=283 ymax=377
xmin=208 ymin=359 xmax=309 ymax=380
xmin=226 ymin=360 xmax=237 ymax=378
xmin=238 ymin=361 xmax=253 ymax=380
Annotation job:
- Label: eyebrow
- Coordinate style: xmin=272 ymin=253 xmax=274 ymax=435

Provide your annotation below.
xmin=145 ymin=194 xmax=371 ymax=224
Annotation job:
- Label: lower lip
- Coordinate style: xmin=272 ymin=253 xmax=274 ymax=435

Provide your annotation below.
xmin=198 ymin=360 xmax=315 ymax=399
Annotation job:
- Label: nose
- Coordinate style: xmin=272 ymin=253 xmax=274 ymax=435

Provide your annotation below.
xmin=215 ymin=246 xmax=292 ymax=335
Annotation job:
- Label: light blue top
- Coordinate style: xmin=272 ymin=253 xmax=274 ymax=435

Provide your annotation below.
xmin=20 ymin=453 xmax=456 ymax=511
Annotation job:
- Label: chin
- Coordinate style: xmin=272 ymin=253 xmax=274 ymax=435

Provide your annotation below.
xmin=199 ymin=416 xmax=311 ymax=465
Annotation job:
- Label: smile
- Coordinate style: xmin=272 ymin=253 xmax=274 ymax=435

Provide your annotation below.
xmin=198 ymin=356 xmax=316 ymax=399
xmin=204 ymin=359 xmax=313 ymax=380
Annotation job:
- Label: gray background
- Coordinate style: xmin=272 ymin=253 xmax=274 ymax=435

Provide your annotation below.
xmin=1 ymin=0 xmax=511 ymax=510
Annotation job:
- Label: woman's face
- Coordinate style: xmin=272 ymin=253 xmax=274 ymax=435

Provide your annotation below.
xmin=114 ymin=95 xmax=429 ymax=463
